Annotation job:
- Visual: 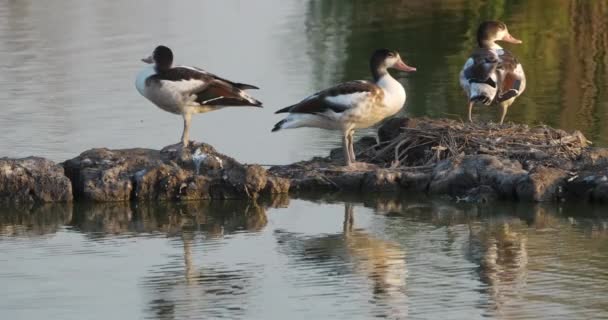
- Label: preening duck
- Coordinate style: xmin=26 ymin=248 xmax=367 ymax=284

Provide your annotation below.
xmin=272 ymin=49 xmax=416 ymax=167
xmin=135 ymin=45 xmax=262 ymax=147
xmin=459 ymin=21 xmax=526 ymax=124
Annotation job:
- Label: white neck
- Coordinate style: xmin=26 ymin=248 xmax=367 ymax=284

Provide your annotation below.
xmin=490 ymin=41 xmax=503 ymax=50
xmin=376 ymin=73 xmax=406 ymax=111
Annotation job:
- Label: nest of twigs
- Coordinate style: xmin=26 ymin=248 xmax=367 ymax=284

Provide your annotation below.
xmin=365 ymin=118 xmax=592 ymax=168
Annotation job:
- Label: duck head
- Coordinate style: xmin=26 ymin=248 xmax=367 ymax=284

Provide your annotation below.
xmin=141 ymin=45 xmax=174 ymax=71
xmin=477 ymin=21 xmax=522 ymax=49
xmin=370 ymin=49 xmax=416 ymax=81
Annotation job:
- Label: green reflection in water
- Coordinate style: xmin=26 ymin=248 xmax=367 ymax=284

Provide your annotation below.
xmin=303 ymin=0 xmax=608 ymax=145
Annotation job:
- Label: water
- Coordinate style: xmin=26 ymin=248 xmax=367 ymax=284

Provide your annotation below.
xmin=2 ymin=1 xmax=608 ymax=319
xmin=1 ymin=197 xmax=608 ymax=319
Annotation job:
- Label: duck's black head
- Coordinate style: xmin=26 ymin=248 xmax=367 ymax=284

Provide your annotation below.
xmin=369 ymin=49 xmax=416 ymax=81
xmin=477 ymin=21 xmax=522 ymax=48
xmin=142 ymin=45 xmax=173 ymax=70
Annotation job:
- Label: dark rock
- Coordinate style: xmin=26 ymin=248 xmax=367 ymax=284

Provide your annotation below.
xmin=63 ymin=142 xmax=288 ymax=202
xmin=591 ymin=183 xmax=608 ymax=203
xmin=566 ymin=172 xmax=608 ymax=203
xmin=463 ymin=185 xmax=499 ymax=203
xmin=378 ymin=117 xmax=417 ymax=142
xmin=399 ymin=171 xmax=432 ymax=192
xmin=0 ymin=157 xmax=73 ymax=203
xmin=516 ymin=166 xmax=568 ymax=202
xmin=429 ymin=155 xmax=526 ymax=198
xmin=579 ymin=148 xmax=608 ymax=168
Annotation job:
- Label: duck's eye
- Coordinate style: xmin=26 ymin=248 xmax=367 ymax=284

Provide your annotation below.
xmin=387 ymin=52 xmax=396 ymax=57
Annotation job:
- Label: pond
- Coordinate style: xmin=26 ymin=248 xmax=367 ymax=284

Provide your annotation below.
xmin=1 ymin=197 xmax=608 ymax=319
xmin=1 ymin=0 xmax=608 ymax=319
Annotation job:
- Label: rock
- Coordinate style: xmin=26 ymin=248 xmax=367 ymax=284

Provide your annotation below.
xmin=134 ymin=163 xmax=212 ymax=201
xmin=270 ymin=160 xmax=382 ymax=193
xmin=63 ymin=142 xmax=288 ymax=202
xmin=516 ymin=166 xmax=568 ymax=202
xmin=362 ymin=169 xmax=402 ymax=192
xmin=591 ymin=183 xmax=608 ymax=203
xmin=429 ymin=155 xmax=527 ymax=199
xmin=463 ymin=185 xmax=499 ymax=203
xmin=579 ymin=148 xmax=608 ymax=168
xmin=378 ymin=117 xmax=417 ymax=142
xmin=263 ymin=176 xmax=291 ymax=195
xmin=399 ymin=171 xmax=432 ymax=192
xmin=0 ymin=157 xmax=72 ymax=203
xmin=63 ymin=148 xmax=161 ymax=201
xmin=566 ymin=171 xmax=608 ymax=203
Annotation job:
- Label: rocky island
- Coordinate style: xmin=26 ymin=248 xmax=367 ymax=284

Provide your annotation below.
xmin=1 ymin=118 xmax=607 ymax=204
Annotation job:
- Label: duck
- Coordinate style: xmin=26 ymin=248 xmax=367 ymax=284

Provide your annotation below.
xmin=459 ymin=21 xmax=526 ymax=124
xmin=135 ymin=45 xmax=262 ymax=147
xmin=271 ymin=49 xmax=416 ymax=167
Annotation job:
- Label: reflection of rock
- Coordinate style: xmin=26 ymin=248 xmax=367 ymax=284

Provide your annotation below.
xmin=0 ymin=203 xmax=73 ymax=237
xmin=70 ymin=200 xmax=269 ymax=237
xmin=275 ymin=203 xmax=408 ymax=319
xmin=0 ymin=157 xmax=73 ymax=203
xmin=62 ymin=142 xmax=289 ymax=202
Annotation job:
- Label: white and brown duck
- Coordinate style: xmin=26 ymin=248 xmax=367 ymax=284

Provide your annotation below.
xmin=135 ymin=45 xmax=262 ymax=147
xmin=272 ymin=49 xmax=416 ymax=167
xmin=459 ymin=21 xmax=526 ymax=124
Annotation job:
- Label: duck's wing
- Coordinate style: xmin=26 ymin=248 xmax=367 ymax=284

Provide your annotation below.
xmin=462 ymin=48 xmax=499 ymax=87
xmin=275 ymin=80 xmax=383 ymax=114
xmin=188 ymin=66 xmax=259 ymax=90
xmin=153 ymin=66 xmax=262 ymax=107
xmin=497 ymin=49 xmax=524 ymax=95
xmin=498 ymin=49 xmax=519 ymax=72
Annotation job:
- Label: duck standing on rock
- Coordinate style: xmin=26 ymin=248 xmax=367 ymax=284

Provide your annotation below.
xmin=272 ymin=49 xmax=416 ymax=168
xmin=136 ymin=45 xmax=263 ymax=147
xmin=460 ymin=21 xmax=526 ymax=124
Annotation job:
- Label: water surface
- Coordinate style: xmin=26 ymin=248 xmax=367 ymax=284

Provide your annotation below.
xmin=1 ymin=197 xmax=608 ymax=319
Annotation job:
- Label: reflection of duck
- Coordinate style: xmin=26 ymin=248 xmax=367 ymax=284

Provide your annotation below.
xmin=137 ymin=201 xmax=267 ymax=319
xmin=136 ymin=45 xmax=263 ymax=147
xmin=276 ymin=203 xmax=408 ymax=318
xmin=460 ymin=21 xmax=526 ymax=124
xmin=465 ymin=216 xmax=528 ymax=312
xmin=272 ymin=49 xmax=415 ymax=167
xmin=343 ymin=203 xmax=407 ymax=298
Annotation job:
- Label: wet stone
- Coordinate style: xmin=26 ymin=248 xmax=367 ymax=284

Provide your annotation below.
xmin=0 ymin=157 xmax=73 ymax=203
xmin=63 ymin=142 xmax=288 ymax=202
